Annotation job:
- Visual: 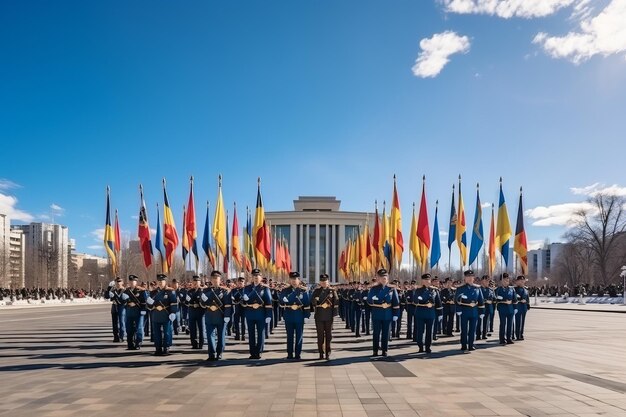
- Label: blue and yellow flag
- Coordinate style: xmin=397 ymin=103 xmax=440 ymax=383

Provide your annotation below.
xmin=496 ymin=178 xmax=512 ymax=268
xmin=155 ymin=203 xmax=165 ymax=271
xmin=201 ymin=201 xmax=216 ymax=269
xmin=468 ymin=184 xmax=484 ymax=266
xmin=103 ymin=186 xmax=117 ymax=275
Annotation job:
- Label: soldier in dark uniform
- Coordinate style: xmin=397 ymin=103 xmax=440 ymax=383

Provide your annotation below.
xmin=242 ymin=269 xmax=273 ymax=359
xmin=311 ymin=273 xmax=337 ymax=360
xmin=391 ymin=280 xmax=404 ymax=339
xmin=178 ymin=280 xmax=189 ymax=334
xmin=477 ymin=275 xmax=495 ymax=340
xmin=200 ymin=271 xmax=232 ymax=361
xmin=405 ymin=280 xmax=416 ymax=340
xmin=279 ymin=272 xmax=310 ymax=360
xmin=122 ymin=275 xmax=147 ymax=350
xmin=171 ymin=279 xmax=182 ymax=336
xmin=514 ymin=275 xmax=530 ymax=341
xmin=440 ymin=278 xmax=456 ymax=337
xmin=271 ymin=281 xmax=280 ymax=332
xmin=105 ymin=278 xmax=126 ymax=343
xmin=186 ymin=275 xmax=205 ymax=349
xmin=367 ymin=269 xmax=400 ymax=357
xmin=146 ymin=274 xmax=178 ymax=356
xmin=495 ymin=273 xmax=516 ymax=345
xmin=231 ymin=276 xmax=247 ymax=341
xmin=455 ymin=270 xmax=485 ymax=352
xmin=430 ymin=276 xmax=442 ymax=340
xmin=413 ymin=274 xmax=442 ymax=353
xmin=350 ymin=282 xmax=365 ymax=338
xmin=361 ymin=281 xmax=371 ymax=336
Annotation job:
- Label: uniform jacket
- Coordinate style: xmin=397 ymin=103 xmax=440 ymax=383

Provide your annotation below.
xmin=455 ymin=284 xmax=485 ymax=318
xmin=412 ymin=286 xmax=442 ymax=320
xmin=279 ymin=286 xmax=311 ymax=323
xmin=367 ymin=284 xmax=400 ymax=321
xmin=310 ymin=287 xmax=337 ymax=321
xmin=242 ymin=283 xmax=273 ymax=320
xmin=200 ymin=286 xmax=232 ymax=324
xmin=495 ymin=286 xmax=517 ymax=315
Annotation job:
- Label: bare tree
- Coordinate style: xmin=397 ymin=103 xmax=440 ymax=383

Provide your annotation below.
xmin=567 ymin=193 xmax=626 ymax=285
xmin=552 ymin=242 xmax=591 ymax=287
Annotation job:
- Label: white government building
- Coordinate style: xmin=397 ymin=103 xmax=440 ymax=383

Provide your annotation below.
xmin=266 ymin=196 xmax=373 ymax=284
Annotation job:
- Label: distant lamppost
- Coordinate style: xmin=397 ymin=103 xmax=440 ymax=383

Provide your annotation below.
xmin=620 ymin=266 xmax=626 ymax=306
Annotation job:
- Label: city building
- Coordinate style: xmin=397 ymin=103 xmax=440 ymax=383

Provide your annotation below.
xmin=70 ymin=252 xmax=108 ymax=290
xmin=0 ymin=213 xmax=10 ymax=287
xmin=265 ymin=196 xmax=372 ymax=283
xmin=9 ymin=228 xmax=25 ymax=288
xmin=15 ymin=222 xmax=70 ymax=288
xmin=527 ymin=242 xmax=564 ymax=279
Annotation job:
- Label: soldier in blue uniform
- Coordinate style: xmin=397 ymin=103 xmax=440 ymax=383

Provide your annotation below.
xmin=186 ymin=275 xmax=205 ymax=349
xmin=367 ymin=269 xmax=400 ymax=357
xmin=476 ymin=275 xmax=495 ymax=340
xmin=122 ymin=275 xmax=147 ymax=350
xmin=171 ymin=279 xmax=182 ymax=336
xmin=349 ymin=282 xmax=364 ymax=337
xmin=231 ymin=277 xmax=247 ymax=341
xmin=361 ymin=282 xmax=371 ymax=336
xmin=200 ymin=271 xmax=232 ymax=361
xmin=440 ymin=278 xmax=455 ymax=337
xmin=105 ymin=277 xmax=126 ymax=343
xmin=178 ymin=281 xmax=189 ymax=335
xmin=405 ymin=280 xmax=416 ymax=340
xmin=495 ymin=273 xmax=516 ymax=345
xmin=514 ymin=275 xmax=530 ymax=341
xmin=391 ymin=280 xmax=405 ymax=339
xmin=455 ymin=270 xmax=485 ymax=352
xmin=279 ymin=272 xmax=311 ymax=360
xmin=242 ymin=269 xmax=273 ymax=359
xmin=430 ymin=276 xmax=442 ymax=340
xmin=146 ymin=274 xmax=178 ymax=356
xmin=412 ymin=274 xmax=442 ymax=353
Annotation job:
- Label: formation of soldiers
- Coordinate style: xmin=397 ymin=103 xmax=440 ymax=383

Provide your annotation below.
xmin=104 ymin=268 xmax=531 ymax=360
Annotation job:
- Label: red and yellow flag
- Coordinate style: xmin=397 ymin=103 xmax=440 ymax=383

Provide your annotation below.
xmin=514 ymin=187 xmax=528 ymax=274
xmin=417 ymin=177 xmax=431 ymax=271
xmin=231 ymin=203 xmax=242 ymax=270
xmin=253 ymin=179 xmax=271 ymax=268
xmin=138 ymin=185 xmax=153 ymax=269
xmin=186 ymin=177 xmax=199 ymax=270
xmin=182 ymin=206 xmax=189 ymax=261
xmin=390 ymin=176 xmax=404 ymax=264
xmin=162 ymin=179 xmax=179 ymax=273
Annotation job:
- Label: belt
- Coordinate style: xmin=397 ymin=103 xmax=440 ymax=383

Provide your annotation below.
xmin=127 ymin=302 xmax=137 ymax=307
xmin=457 ymin=301 xmax=477 ymax=307
xmin=416 ymin=303 xmax=433 ymax=308
xmin=207 ymin=305 xmax=221 ymax=312
xmin=317 ymin=302 xmax=331 ymax=309
xmin=287 ymin=305 xmax=302 ymax=310
xmin=245 ymin=303 xmax=262 ymax=309
xmin=445 ymin=301 xmax=455 ymax=304
xmin=520 ymin=300 xmax=527 ymax=303
xmin=497 ymin=301 xmax=512 ymax=305
xmin=372 ymin=303 xmax=391 ymax=309
xmin=155 ymin=306 xmax=165 ymax=311
xmin=485 ymin=301 xmax=493 ymax=304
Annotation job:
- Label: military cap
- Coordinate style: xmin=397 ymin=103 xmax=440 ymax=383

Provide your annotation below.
xmin=500 ymin=272 xmax=510 ymax=280
xmin=128 ymin=274 xmax=138 ymax=281
xmin=481 ymin=275 xmax=490 ymax=281
xmin=363 ymin=281 xmax=369 ymax=285
xmin=251 ymin=268 xmax=261 ymax=276
xmin=210 ymin=270 xmax=222 ymax=277
xmin=289 ymin=271 xmax=301 ymax=279
xmin=432 ymin=276 xmax=439 ymax=281
xmin=192 ymin=275 xmax=202 ymax=281
xmin=156 ymin=274 xmax=167 ymax=281
xmin=237 ymin=276 xmax=245 ymax=282
xmin=319 ymin=273 xmax=329 ymax=281
xmin=443 ymin=278 xmax=451 ymax=283
xmin=171 ymin=278 xmax=178 ymax=284
xmin=376 ymin=268 xmax=389 ymax=277
xmin=463 ymin=270 xmax=475 ymax=277
xmin=403 ymin=281 xmax=409 ymax=285
xmin=421 ymin=273 xmax=432 ymax=280
xmin=516 ymin=275 xmax=526 ymax=281
xmin=410 ymin=280 xmax=417 ymax=285
xmin=115 ymin=277 xmax=123 ymax=283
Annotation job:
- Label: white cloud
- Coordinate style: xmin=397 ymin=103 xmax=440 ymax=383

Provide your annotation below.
xmin=441 ymin=0 xmax=577 ymax=18
xmin=0 ymin=179 xmax=20 ymax=191
xmin=87 ymin=245 xmax=103 ymax=251
xmin=528 ymin=240 xmax=545 ymax=250
xmin=50 ymin=203 xmax=65 ymax=215
xmin=525 ymin=202 xmax=596 ymax=226
xmin=481 ymin=202 xmax=493 ymax=209
xmin=131 ymin=215 xmax=139 ymax=220
xmin=412 ymin=31 xmax=471 ymax=78
xmin=0 ymin=193 xmax=34 ymax=222
xmin=570 ymin=183 xmax=626 ymax=197
xmin=533 ymin=0 xmax=626 ymax=63
xmin=440 ymin=230 xmax=449 ymax=237
xmin=91 ymin=228 xmax=105 ymax=241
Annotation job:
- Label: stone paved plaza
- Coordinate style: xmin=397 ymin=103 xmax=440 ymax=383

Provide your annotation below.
xmin=1 ymin=305 xmax=626 ymax=417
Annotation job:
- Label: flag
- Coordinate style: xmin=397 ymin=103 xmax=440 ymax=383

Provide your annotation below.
xmin=468 ymin=184 xmax=484 ymax=266
xmin=514 ymin=187 xmax=528 ymax=274
xmin=202 ymin=202 xmax=217 ymax=269
xmin=253 ymin=179 xmax=271 ymax=267
xmin=155 ymin=203 xmax=165 ymax=272
xmin=186 ymin=177 xmax=199 ymax=271
xmin=496 ymin=179 xmax=513 ymax=268
xmin=430 ymin=201 xmax=441 ymax=269
xmin=489 ymin=204 xmax=496 ymax=275
xmin=275 ymin=235 xmax=284 ymax=271
xmin=372 ymin=202 xmax=381 ymax=268
xmin=103 ymin=187 xmax=117 ymax=275
xmin=114 ymin=209 xmax=121 ymax=254
xmin=243 ymin=207 xmax=254 ymax=272
xmin=382 ymin=204 xmax=392 ymax=271
xmin=213 ymin=177 xmax=227 ymax=257
xmin=162 ymin=179 xmax=179 ymax=272
xmin=339 ymin=249 xmax=347 ymax=277
xmin=390 ymin=176 xmax=404 ymax=264
xmin=448 ymin=185 xmax=457 ymax=250
xmin=416 ymin=178 xmax=430 ymax=271
xmin=138 ymin=185 xmax=153 ymax=269
xmin=365 ymin=221 xmax=373 ymax=272
xmin=182 ymin=205 xmax=189 ymax=262
xmin=223 ymin=210 xmax=230 ymax=274
xmin=284 ymin=237 xmax=292 ymax=273
xmin=456 ymin=177 xmax=468 ymax=266
xmin=409 ymin=204 xmax=419 ymax=264
xmin=231 ymin=203 xmax=242 ymax=270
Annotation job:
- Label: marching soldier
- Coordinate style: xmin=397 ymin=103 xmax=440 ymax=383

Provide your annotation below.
xmin=430 ymin=276 xmax=442 ymax=340
xmin=440 ymin=278 xmax=456 ymax=337
xmin=350 ymin=282 xmax=364 ymax=338
xmin=105 ymin=277 xmax=126 ymax=343
xmin=186 ymin=275 xmax=205 ymax=349
xmin=171 ymin=278 xmax=182 ymax=336
xmin=146 ymin=274 xmax=178 ymax=356
xmin=311 ymin=273 xmax=337 ymax=360
xmin=413 ymin=274 xmax=442 ymax=353
xmin=279 ymin=272 xmax=311 ymax=360
xmin=495 ymin=273 xmax=516 ymax=345
xmin=405 ymin=280 xmax=416 ymax=340
xmin=514 ymin=275 xmax=530 ymax=341
xmin=122 ymin=275 xmax=147 ymax=350
xmin=367 ymin=269 xmax=400 ymax=357
xmin=477 ymin=275 xmax=495 ymax=340
xmin=231 ymin=276 xmax=247 ymax=341
xmin=200 ymin=271 xmax=232 ymax=361
xmin=391 ymin=280 xmax=404 ymax=339
xmin=242 ymin=269 xmax=273 ymax=359
xmin=361 ymin=281 xmax=371 ymax=336
xmin=455 ymin=270 xmax=485 ymax=352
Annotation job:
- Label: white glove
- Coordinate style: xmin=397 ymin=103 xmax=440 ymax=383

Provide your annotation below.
xmin=372 ymin=296 xmax=379 ymax=301
xmin=282 ymin=297 xmax=289 ymax=303
xmin=496 ymin=296 xmax=503 ymax=300
xmin=417 ymin=296 xmax=423 ymax=301
xmin=168 ymin=313 xmax=176 ymax=322
xmin=304 ymin=318 xmax=309 ymax=324
xmin=392 ymin=316 xmax=398 ymax=322
xmin=461 ymin=295 xmax=468 ymax=299
xmin=121 ymin=293 xmax=129 ymax=301
xmin=146 ymin=296 xmax=154 ymax=305
xmin=438 ymin=316 xmax=443 ymax=322
xmin=224 ymin=317 xmax=231 ymax=323
xmin=265 ymin=317 xmax=271 ymax=324
xmin=140 ymin=311 xmax=146 ymax=316
xmin=457 ymin=311 xmax=462 ymax=316
xmin=108 ymin=291 xmax=114 ymax=299
xmin=201 ymin=293 xmax=208 ymax=302
xmin=480 ymin=314 xmax=485 ymax=319
xmin=243 ymin=294 xmax=250 ymax=301
xmin=185 ymin=295 xmax=191 ymax=302
xmin=514 ymin=309 xmax=518 ymax=314
xmin=109 ymin=281 xmax=115 ymax=287
xmin=362 ymin=296 xmax=367 ymax=300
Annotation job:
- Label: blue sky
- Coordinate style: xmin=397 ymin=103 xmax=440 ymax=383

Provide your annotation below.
xmin=1 ymin=0 xmax=625 ymax=269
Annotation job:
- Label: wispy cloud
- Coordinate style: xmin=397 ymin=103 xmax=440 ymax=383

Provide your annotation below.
xmin=570 ymin=183 xmax=626 ymax=197
xmin=0 ymin=179 xmax=21 ymax=191
xmin=0 ymin=193 xmax=34 ymax=222
xmin=50 ymin=203 xmax=65 ymax=216
xmin=87 ymin=245 xmax=103 ymax=251
xmin=412 ymin=31 xmax=470 ymax=78
xmin=440 ymin=0 xmax=577 ymax=18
